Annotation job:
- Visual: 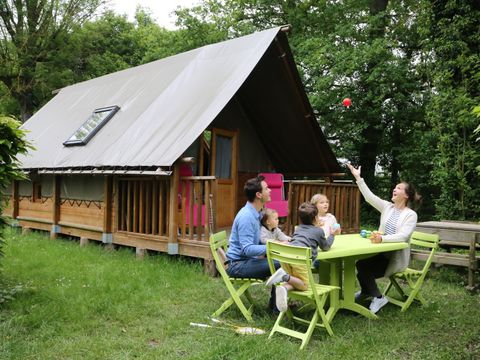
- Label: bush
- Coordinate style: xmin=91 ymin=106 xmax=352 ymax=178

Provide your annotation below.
xmin=0 ymin=116 xmax=32 ymax=260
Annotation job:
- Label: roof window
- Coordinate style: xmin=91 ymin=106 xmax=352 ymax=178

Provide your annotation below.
xmin=63 ymin=105 xmax=119 ymax=146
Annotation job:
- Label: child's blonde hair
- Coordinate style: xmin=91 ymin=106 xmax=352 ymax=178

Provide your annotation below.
xmin=310 ymin=193 xmax=328 ymax=206
xmin=261 ymin=208 xmax=278 ymax=227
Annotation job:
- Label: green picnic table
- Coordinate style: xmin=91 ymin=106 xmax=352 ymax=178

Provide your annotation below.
xmin=316 ymin=234 xmax=408 ymax=320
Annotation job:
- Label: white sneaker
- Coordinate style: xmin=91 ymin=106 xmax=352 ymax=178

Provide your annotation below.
xmin=369 ymin=296 xmax=388 ymax=314
xmin=265 ymin=267 xmax=287 ymax=286
xmin=275 ymin=285 xmax=288 ymax=312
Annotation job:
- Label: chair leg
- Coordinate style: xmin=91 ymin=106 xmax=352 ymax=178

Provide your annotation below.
xmin=383 ymin=278 xmax=394 ymax=296
xmin=212 ymin=282 xmax=254 ymax=322
xmin=316 ymin=293 xmax=334 ymax=336
xmin=401 ymin=277 xmax=426 ymax=312
xmin=390 ymin=277 xmax=408 ymax=299
xmin=244 ymin=288 xmax=255 ymax=304
xmin=300 ymin=311 xmax=319 ymax=350
xmin=269 ymin=310 xmax=287 ymax=340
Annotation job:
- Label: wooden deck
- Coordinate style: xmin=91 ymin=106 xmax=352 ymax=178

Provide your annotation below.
xmin=3 ymin=174 xmax=361 ymax=274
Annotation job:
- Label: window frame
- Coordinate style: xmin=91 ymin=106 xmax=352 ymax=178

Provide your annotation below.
xmin=63 ymin=105 xmax=120 ymax=146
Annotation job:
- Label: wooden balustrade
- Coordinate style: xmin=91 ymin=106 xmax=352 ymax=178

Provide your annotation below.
xmin=286 ymin=181 xmax=360 ymax=234
xmin=178 ymin=176 xmax=217 ymax=241
xmin=117 ymin=178 xmax=170 ymax=236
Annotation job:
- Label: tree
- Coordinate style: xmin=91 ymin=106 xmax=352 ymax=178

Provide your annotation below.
xmin=0 ymin=116 xmax=32 ymax=261
xmin=0 ymin=0 xmax=106 ymax=121
xmin=174 ymin=0 xmax=434 ymax=219
xmin=426 ymin=0 xmax=480 ymax=220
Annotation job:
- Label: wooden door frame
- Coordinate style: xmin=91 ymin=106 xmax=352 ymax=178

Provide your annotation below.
xmin=210 ymin=127 xmax=238 ymax=224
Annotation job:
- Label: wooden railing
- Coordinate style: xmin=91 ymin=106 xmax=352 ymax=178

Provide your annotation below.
xmin=286 ymin=181 xmax=360 ymax=234
xmin=117 ymin=178 xmax=171 ymax=236
xmin=178 ymin=176 xmax=217 ymax=240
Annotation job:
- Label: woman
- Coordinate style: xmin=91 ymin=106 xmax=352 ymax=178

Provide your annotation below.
xmin=347 ymin=163 xmax=421 ymax=314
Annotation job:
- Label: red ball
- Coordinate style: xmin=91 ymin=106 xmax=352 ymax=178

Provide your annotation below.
xmin=342 ymin=98 xmax=352 ymax=108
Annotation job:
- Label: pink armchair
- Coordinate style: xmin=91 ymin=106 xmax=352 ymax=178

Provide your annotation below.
xmin=259 ymin=173 xmax=289 ymax=217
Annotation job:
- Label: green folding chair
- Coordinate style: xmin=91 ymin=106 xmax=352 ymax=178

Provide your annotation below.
xmin=209 ymin=231 xmax=263 ymax=323
xmin=266 ymin=241 xmax=338 ymax=350
xmin=383 ymin=231 xmax=440 ymax=312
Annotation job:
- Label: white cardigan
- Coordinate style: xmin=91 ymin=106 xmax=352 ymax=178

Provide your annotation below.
xmin=356 ymin=178 xmax=418 ymax=277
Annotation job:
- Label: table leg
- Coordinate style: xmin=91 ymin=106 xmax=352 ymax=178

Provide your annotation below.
xmin=325 ymin=260 xmax=340 ymax=322
xmin=340 ymin=258 xmax=378 ymax=319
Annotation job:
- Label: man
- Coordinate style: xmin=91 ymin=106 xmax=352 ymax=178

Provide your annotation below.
xmin=226 ymin=175 xmax=280 ymax=312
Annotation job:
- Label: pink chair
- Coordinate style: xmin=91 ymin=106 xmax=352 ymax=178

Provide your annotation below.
xmin=259 ymin=173 xmax=289 ymax=217
xmin=179 ymin=164 xmax=206 ymax=226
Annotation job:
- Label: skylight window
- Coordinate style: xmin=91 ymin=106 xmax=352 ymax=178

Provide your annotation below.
xmin=63 ymin=105 xmax=120 ymax=146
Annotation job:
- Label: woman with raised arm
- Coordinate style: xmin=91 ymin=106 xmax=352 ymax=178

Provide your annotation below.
xmin=347 ymin=163 xmax=421 ymax=314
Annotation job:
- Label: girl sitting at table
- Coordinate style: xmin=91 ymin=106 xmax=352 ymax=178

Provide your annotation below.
xmin=347 ymin=163 xmax=421 ymax=314
xmin=265 ymin=202 xmax=334 ymax=312
xmin=260 ymin=208 xmax=291 ymax=244
xmin=311 ymin=193 xmax=342 ymax=237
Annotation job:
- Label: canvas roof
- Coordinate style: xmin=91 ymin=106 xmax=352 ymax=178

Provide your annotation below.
xmin=19 ymin=27 xmax=342 ymax=176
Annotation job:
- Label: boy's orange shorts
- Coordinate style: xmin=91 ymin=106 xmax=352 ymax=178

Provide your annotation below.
xmin=281 ymin=263 xmax=310 ymax=287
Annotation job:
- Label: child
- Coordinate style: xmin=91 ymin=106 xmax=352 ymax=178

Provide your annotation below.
xmin=260 ymin=208 xmax=291 ymax=244
xmin=265 ymin=202 xmax=334 ymax=312
xmin=311 ymin=193 xmax=341 ymax=237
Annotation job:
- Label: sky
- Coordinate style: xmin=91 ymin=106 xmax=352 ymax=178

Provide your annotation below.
xmin=104 ymin=0 xmax=199 ymax=29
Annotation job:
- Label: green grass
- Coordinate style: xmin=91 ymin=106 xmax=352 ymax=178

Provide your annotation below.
xmin=1 ymin=228 xmax=479 ymax=359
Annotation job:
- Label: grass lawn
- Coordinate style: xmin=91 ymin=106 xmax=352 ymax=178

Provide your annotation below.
xmin=1 ymin=228 xmax=479 ymax=359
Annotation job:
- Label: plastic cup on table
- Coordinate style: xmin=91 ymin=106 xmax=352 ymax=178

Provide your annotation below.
xmin=360 ymin=229 xmax=372 ymax=238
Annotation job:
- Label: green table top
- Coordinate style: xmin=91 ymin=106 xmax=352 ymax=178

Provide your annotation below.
xmin=316 ymin=234 xmax=408 ymax=260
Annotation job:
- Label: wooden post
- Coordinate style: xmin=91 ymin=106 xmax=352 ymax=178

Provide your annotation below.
xmin=467 ymin=235 xmax=478 ymax=291
xmin=286 ymin=182 xmax=293 ymax=234
xmin=102 ymin=175 xmax=113 ymax=244
xmin=103 ymin=176 xmax=113 ymax=234
xmin=113 ymin=178 xmax=119 ymax=233
xmin=12 ymin=180 xmax=19 ymax=219
xmin=50 ymin=175 xmax=61 ymax=239
xmin=168 ymin=163 xmax=180 ymax=254
xmin=136 ymin=247 xmax=146 ymax=259
xmin=204 ymin=259 xmax=217 ymax=276
xmin=80 ymin=237 xmax=89 ymax=247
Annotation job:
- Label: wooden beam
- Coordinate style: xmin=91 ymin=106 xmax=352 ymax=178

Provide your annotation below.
xmin=126 ymin=181 xmax=132 ymax=232
xmin=103 ymin=176 xmax=113 ymax=233
xmin=152 ymin=180 xmax=158 ymax=235
xmin=146 ymin=180 xmax=152 ymax=234
xmin=114 ymin=178 xmax=120 ymax=232
xmin=159 ymin=181 xmax=165 ymax=236
xmin=12 ymin=180 xmax=19 ymax=219
xmin=168 ymin=164 xmax=180 ymax=249
xmin=50 ymin=175 xmax=61 ymax=239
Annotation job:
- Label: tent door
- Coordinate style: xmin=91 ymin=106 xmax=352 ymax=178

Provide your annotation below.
xmin=210 ymin=128 xmax=238 ymax=228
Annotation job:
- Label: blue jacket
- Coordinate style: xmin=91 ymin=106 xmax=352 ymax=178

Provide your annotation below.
xmin=226 ymin=202 xmax=266 ymax=260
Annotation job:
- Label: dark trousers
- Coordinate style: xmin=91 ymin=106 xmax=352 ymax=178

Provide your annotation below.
xmin=227 ymin=258 xmax=280 ymax=310
xmin=356 ymin=254 xmax=390 ymax=298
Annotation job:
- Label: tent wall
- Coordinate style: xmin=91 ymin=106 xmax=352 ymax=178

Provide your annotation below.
xmin=61 ymin=175 xmax=104 ymax=201
xmin=212 ymin=97 xmax=271 ymax=173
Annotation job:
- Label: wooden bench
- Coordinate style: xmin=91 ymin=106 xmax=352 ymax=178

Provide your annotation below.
xmin=415 ymin=221 xmax=480 ymax=291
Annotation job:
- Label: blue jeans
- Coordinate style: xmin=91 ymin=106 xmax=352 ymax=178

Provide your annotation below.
xmin=226 ymin=258 xmax=279 ymax=279
xmin=227 ymin=258 xmax=280 ymax=310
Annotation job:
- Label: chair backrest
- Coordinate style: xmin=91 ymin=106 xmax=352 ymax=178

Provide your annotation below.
xmin=210 ymin=231 xmax=229 ymax=274
xmin=410 ymin=231 xmax=439 ymax=271
xmin=266 ymin=241 xmax=317 ymax=297
xmin=259 ymin=173 xmax=285 ymax=201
